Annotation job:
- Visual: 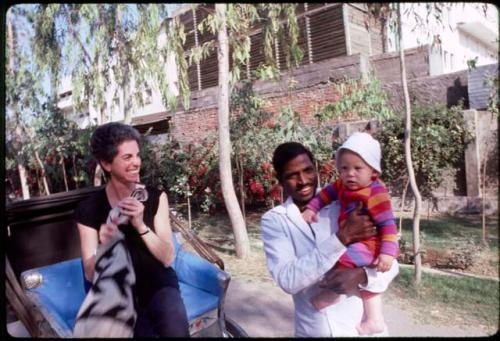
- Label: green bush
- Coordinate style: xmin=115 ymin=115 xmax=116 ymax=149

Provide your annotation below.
xmin=375 ymin=103 xmax=471 ymax=198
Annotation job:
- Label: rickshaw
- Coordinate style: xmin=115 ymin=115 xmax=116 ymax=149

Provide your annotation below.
xmin=5 ymin=186 xmax=248 ymax=337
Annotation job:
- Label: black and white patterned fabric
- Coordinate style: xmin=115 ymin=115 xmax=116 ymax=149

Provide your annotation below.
xmin=73 ymin=231 xmax=136 ymax=337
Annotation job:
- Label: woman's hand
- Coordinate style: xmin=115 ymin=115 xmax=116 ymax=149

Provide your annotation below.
xmin=117 ymin=197 xmax=145 ymax=232
xmin=98 ymin=222 xmax=119 ymax=245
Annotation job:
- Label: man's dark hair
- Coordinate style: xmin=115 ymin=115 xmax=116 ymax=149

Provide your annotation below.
xmin=91 ymin=122 xmax=141 ymax=165
xmin=272 ymin=142 xmax=315 ymax=181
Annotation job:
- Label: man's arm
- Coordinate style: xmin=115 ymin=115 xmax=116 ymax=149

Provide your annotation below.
xmin=261 ymin=211 xmax=347 ymax=295
xmin=318 ymin=200 xmax=399 ymax=294
xmin=261 ymin=204 xmax=377 ymax=295
xmin=318 ymin=260 xmax=399 ymax=294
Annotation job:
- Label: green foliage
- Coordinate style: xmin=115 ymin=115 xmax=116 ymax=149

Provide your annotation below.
xmin=466 ymin=56 xmax=479 ymax=71
xmin=29 ymin=4 xmax=177 ymax=121
xmin=375 ymin=103 xmax=471 ymax=197
xmin=319 ymin=78 xmax=394 ymax=121
xmin=484 ymin=72 xmax=499 ymax=115
xmin=30 ymin=105 xmax=97 ymax=192
xmin=139 ymin=134 xmax=221 ymax=212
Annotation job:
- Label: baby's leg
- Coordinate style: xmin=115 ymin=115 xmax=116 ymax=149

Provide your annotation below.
xmin=356 ymin=291 xmax=386 ymax=335
xmin=310 ymin=289 xmax=340 ymax=311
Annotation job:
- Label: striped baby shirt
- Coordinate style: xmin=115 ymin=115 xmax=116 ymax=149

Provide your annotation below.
xmin=306 ymin=179 xmax=399 ymax=267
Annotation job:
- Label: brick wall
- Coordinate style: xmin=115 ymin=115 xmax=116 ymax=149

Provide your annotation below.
xmin=169 ymin=49 xmax=470 ymax=143
xmin=171 ymin=107 xmax=219 ymax=143
xmin=169 ymin=54 xmax=365 ymax=143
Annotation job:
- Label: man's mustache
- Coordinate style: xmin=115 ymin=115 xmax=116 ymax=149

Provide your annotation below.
xmin=297 ymin=183 xmax=314 ymax=189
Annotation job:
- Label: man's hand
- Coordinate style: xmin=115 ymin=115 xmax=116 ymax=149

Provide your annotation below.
xmin=336 ymin=202 xmax=376 ymax=246
xmin=319 ymin=267 xmax=367 ymax=294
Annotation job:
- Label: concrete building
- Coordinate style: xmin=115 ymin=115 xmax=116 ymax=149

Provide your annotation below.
xmin=388 ymin=3 xmax=498 ymax=75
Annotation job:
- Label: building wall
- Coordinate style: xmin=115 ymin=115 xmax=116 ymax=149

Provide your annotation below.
xmin=169 ymin=54 xmax=366 ymax=143
xmin=389 ymin=3 xmax=498 ymax=74
xmin=379 ymin=68 xmax=469 ymax=112
xmin=370 ymin=46 xmax=431 ymax=83
xmin=346 ymin=3 xmax=385 ymax=56
xmin=169 ymin=48 xmax=478 ymax=144
xmin=170 ymin=107 xmax=219 ymax=143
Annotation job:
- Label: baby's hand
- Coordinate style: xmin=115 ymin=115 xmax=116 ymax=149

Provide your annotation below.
xmin=375 ymin=254 xmax=393 ymax=272
xmin=302 ymin=208 xmax=318 ymax=223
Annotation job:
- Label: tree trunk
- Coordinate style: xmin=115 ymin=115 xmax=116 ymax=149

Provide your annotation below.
xmin=187 ymin=183 xmax=192 ymax=230
xmin=14 ymin=127 xmax=30 ymax=200
xmin=94 ymin=164 xmax=104 ymax=186
xmin=216 ymin=3 xmax=250 ymax=259
xmin=8 ymin=14 xmax=30 ymax=200
xmin=398 ymin=178 xmax=409 ymax=238
xmin=398 ymin=3 xmax=422 ymax=285
xmin=17 ymin=162 xmax=30 ymax=200
xmin=315 ymin=160 xmax=321 ymax=188
xmin=237 ymin=156 xmax=246 ymax=221
xmin=481 ymin=152 xmax=488 ymax=245
xmin=34 ymin=151 xmax=51 ymax=195
xmin=72 ymin=153 xmax=79 ymax=189
xmin=60 ymin=154 xmax=69 ymax=191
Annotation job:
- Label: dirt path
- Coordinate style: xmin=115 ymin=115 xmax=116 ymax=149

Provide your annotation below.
xmin=225 ymin=278 xmax=489 ymax=337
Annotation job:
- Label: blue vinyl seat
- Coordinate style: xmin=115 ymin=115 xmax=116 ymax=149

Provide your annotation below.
xmin=20 ymin=234 xmax=230 ymax=337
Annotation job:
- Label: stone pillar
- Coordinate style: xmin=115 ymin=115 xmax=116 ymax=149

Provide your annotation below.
xmin=463 ymin=110 xmax=481 ymax=197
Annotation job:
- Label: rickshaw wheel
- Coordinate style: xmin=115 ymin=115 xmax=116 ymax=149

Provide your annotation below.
xmin=224 ymin=317 xmax=249 ymax=337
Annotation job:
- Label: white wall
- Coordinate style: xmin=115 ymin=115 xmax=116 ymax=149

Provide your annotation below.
xmin=388 ymin=3 xmax=498 ymax=75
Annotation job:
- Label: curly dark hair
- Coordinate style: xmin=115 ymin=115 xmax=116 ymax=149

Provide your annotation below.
xmin=272 ymin=142 xmax=315 ymax=182
xmin=90 ymin=122 xmax=141 ymax=165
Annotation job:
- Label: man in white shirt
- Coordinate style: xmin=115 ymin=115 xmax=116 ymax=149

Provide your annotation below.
xmin=261 ymin=142 xmax=399 ymax=337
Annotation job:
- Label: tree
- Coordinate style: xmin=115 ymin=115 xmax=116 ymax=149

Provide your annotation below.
xmin=30 ymin=4 xmax=176 ymax=124
xmin=365 ymin=2 xmax=494 ymax=284
xmin=171 ymin=4 xmax=302 ymax=259
xmin=6 ymin=6 xmax=47 ymax=199
xmin=480 ymin=73 xmax=499 ymax=246
xmin=365 ymin=2 xmax=425 ymax=284
xmin=397 ymin=2 xmax=423 ymax=284
xmin=26 ymin=3 xmax=300 ymax=258
xmin=214 ymin=3 xmax=249 ymax=258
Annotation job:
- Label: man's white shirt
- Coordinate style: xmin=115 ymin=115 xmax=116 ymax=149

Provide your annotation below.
xmin=260 ymin=196 xmax=399 ymax=337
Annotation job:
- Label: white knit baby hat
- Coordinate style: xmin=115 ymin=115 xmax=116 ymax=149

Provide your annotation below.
xmin=336 ymin=132 xmax=382 ymax=174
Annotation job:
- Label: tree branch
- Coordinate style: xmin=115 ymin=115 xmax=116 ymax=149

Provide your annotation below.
xmin=61 ymin=5 xmax=92 ymax=68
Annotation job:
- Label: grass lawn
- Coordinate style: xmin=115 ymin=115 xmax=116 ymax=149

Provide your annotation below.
xmin=386 ymin=266 xmax=499 ymax=335
xmin=398 ymin=213 xmax=498 ymax=278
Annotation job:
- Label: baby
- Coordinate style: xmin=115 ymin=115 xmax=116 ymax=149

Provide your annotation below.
xmin=302 ymin=132 xmax=399 ymax=335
